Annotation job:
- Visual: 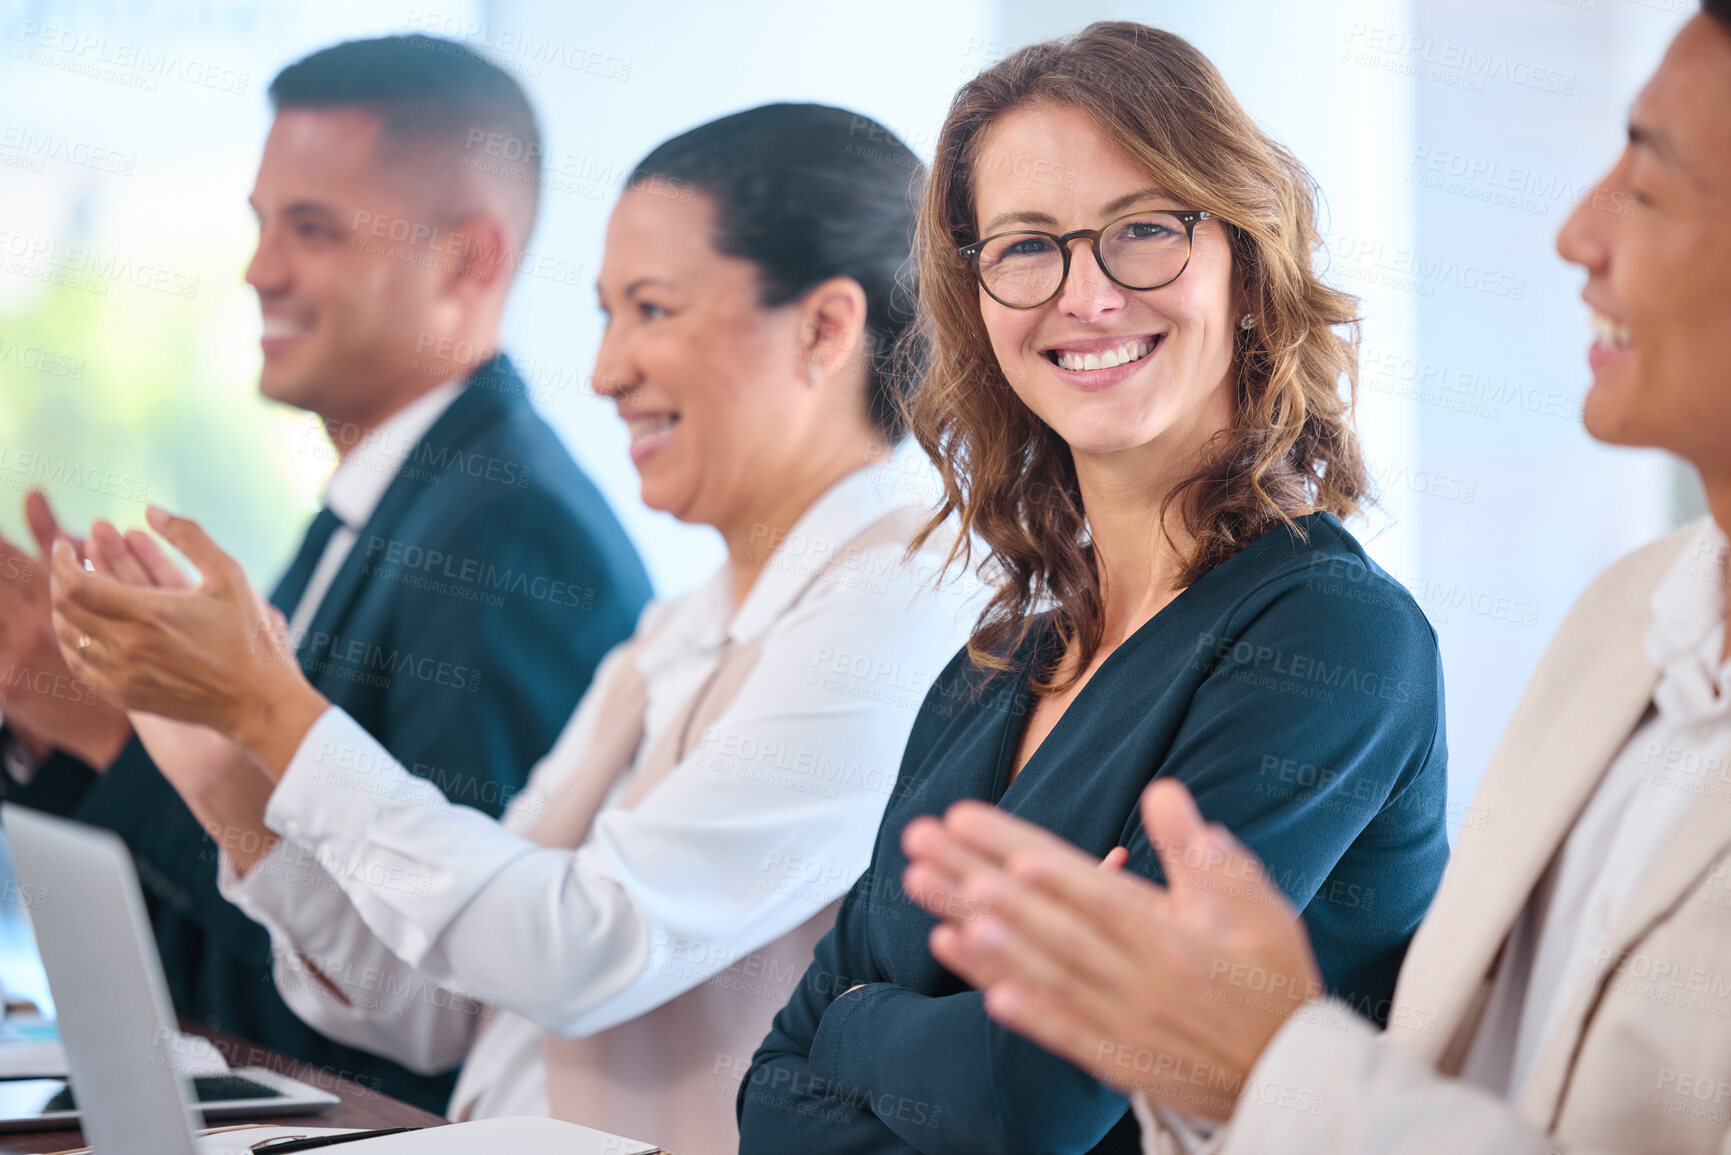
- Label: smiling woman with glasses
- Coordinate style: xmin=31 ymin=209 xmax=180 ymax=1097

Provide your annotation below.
xmin=739 ymin=21 xmax=1452 ymax=1155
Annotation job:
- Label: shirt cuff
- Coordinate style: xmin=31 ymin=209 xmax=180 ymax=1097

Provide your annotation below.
xmin=215 ymin=835 xmax=354 ymax=955
xmin=1 ymin=726 xmax=43 ymax=785
xmin=1134 ymin=1093 xmax=1226 ymax=1155
xmin=216 ymin=836 xmax=314 ymax=913
xmin=216 ymin=839 xmax=277 ymax=903
xmin=260 ymin=705 xmax=534 ymax=967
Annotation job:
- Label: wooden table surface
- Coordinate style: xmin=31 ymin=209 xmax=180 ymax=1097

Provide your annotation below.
xmin=0 ymin=1021 xmax=446 ymax=1153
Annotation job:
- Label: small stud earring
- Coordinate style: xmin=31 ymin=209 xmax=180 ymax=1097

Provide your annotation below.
xmin=807 ymin=359 xmax=822 ymax=385
xmin=1238 ymin=313 xmax=1256 ymax=331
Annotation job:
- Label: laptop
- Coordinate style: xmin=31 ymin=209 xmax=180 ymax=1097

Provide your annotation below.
xmin=0 ymin=804 xmax=339 ymax=1149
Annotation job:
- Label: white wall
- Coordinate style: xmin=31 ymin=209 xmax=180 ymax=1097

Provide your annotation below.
xmin=484 ymin=0 xmax=995 ymax=597
xmin=1404 ymin=0 xmax=1686 ymax=799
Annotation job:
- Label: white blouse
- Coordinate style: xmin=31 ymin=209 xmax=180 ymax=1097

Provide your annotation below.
xmin=219 ymin=464 xmax=982 ymax=1152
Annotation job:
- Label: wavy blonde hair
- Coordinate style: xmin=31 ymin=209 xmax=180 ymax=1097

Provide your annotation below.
xmin=906 ymin=20 xmax=1369 ymax=691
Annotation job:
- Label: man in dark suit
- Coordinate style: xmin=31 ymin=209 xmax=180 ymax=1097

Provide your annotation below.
xmin=0 ymin=36 xmax=651 ymax=1111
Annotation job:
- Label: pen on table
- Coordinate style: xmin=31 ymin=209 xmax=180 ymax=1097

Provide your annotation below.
xmin=250 ymin=1127 xmax=420 ymax=1152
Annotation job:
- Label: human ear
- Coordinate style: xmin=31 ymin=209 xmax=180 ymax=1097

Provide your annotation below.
xmin=442 ymin=210 xmax=515 ymax=299
xmin=795 ymin=276 xmax=869 ymax=387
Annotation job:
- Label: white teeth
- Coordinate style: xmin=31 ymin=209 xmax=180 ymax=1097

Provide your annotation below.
xmin=1589 ymin=312 xmax=1631 ymax=348
xmin=261 ymin=316 xmax=308 ymax=339
xmin=1054 ymin=338 xmax=1155 ymax=372
xmin=626 ymin=414 xmax=677 ymax=441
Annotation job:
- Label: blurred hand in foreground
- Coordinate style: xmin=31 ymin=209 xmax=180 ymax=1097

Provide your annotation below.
xmin=901 ymin=779 xmax=1323 ymax=1121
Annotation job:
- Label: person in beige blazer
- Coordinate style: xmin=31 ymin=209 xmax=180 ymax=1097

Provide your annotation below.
xmin=896 ymin=5 xmax=1731 ymax=1153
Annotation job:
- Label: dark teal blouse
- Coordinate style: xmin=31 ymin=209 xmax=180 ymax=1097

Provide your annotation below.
xmin=739 ymin=513 xmax=1450 ymax=1154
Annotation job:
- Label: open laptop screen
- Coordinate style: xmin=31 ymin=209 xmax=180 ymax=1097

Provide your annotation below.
xmin=3 ymin=805 xmax=203 ymax=1155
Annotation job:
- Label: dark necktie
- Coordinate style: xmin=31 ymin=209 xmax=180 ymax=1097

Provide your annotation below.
xmin=268 ymin=506 xmax=345 ymax=617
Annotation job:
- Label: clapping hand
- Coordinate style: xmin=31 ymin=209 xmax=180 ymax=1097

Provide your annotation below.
xmin=0 ymin=492 xmax=133 ymax=768
xmin=900 ymin=780 xmax=1322 ymax=1121
xmin=50 ymin=506 xmax=328 ymax=782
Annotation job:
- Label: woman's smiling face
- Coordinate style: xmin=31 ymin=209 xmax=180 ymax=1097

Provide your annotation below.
xmin=971 ymin=102 xmax=1239 ymax=470
xmin=591 ymin=187 xmax=820 ymax=531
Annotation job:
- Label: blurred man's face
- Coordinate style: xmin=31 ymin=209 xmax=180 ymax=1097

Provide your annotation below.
xmin=1558 ymin=14 xmax=1731 ymax=472
xmin=246 ymin=109 xmax=450 ymax=427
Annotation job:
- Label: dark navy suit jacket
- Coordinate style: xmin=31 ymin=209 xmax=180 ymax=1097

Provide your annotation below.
xmin=738 ymin=514 xmax=1450 ymax=1154
xmin=20 ymin=355 xmax=650 ymax=1111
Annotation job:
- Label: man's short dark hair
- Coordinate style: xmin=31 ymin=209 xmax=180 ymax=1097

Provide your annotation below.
xmin=1707 ymin=0 xmax=1731 ymax=32
xmin=269 ymin=35 xmax=541 ymax=239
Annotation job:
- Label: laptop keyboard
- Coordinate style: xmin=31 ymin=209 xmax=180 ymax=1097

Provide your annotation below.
xmin=44 ymin=1074 xmax=284 ymax=1111
xmin=189 ymin=1074 xmax=286 ymax=1103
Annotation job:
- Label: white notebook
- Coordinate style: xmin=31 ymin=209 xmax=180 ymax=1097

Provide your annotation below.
xmin=199 ymin=1117 xmax=661 ymax=1154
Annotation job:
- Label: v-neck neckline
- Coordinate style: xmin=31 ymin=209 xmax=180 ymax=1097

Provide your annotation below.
xmin=984 ymin=511 xmax=1337 ymax=806
xmin=988 ymin=623 xmax=1060 ymax=804
xmin=988 ymin=604 xmax=1166 ymax=805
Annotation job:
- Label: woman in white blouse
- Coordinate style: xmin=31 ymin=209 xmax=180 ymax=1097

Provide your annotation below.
xmin=52 ymin=104 xmax=979 ymax=1155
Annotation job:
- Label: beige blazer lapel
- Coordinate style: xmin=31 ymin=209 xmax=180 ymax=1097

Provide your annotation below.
xmin=618 ymin=633 xmax=766 ymax=809
xmin=524 ymin=635 xmax=655 ymax=850
xmin=1390 ymin=587 xmax=1662 ymax=1069
xmin=1517 ymin=738 xmax=1731 ymax=1128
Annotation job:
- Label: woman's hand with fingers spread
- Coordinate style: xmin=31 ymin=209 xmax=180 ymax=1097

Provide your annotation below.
xmin=76 ymin=512 xmax=286 ymax=872
xmin=902 ymin=780 xmax=1324 ymax=1121
xmin=49 ymin=505 xmax=329 ymax=781
xmin=86 ymin=518 xmax=193 ymax=591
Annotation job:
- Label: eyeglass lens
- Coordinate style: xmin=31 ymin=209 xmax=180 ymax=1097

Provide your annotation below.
xmin=975 ymin=211 xmax=1193 ymax=306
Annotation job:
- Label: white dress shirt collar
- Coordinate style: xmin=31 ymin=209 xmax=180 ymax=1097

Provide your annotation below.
xmin=322 ymin=378 xmax=466 ymax=529
xmin=1647 ymin=517 xmax=1730 ymax=722
xmin=723 ymin=462 xmax=920 ymax=646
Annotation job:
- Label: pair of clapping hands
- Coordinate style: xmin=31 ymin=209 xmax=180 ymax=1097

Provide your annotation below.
xmin=49 ymin=506 xmax=296 ymax=737
xmin=900 ymin=780 xmax=1324 ymax=1123
xmin=44 ymin=506 xmax=329 ymax=870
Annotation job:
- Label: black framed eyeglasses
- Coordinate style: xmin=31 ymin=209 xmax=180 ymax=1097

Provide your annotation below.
xmin=959 ymin=209 xmax=1215 ymax=309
